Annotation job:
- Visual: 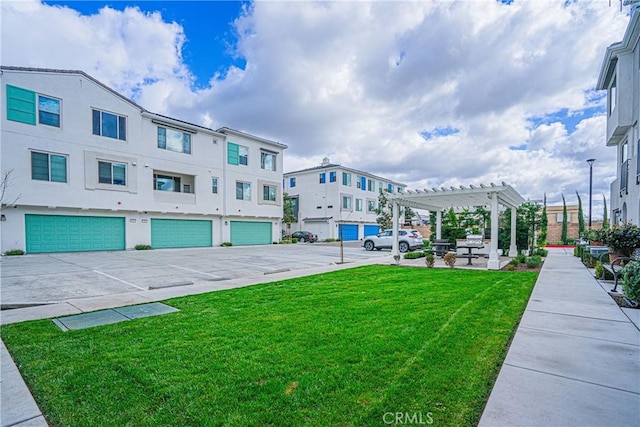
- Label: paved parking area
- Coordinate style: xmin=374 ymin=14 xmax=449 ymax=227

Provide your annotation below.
xmin=1 ymin=242 xmax=387 ymax=305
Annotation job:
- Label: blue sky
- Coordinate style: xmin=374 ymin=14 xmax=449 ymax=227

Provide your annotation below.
xmin=1 ymin=1 xmax=634 ymax=216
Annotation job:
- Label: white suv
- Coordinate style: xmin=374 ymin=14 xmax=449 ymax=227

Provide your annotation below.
xmin=362 ymin=229 xmax=424 ymax=253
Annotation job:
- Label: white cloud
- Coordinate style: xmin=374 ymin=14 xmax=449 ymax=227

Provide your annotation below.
xmin=1 ymin=0 xmax=631 ymax=212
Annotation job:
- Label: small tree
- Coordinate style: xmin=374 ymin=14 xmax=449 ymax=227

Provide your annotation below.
xmin=282 ymin=192 xmax=297 ymax=236
xmin=561 ymin=194 xmax=568 ymax=244
xmin=376 ymin=189 xmax=400 ymax=230
xmin=0 ymin=170 xmax=20 ymax=208
xmin=538 ymin=194 xmax=548 ymax=245
xmin=576 ymin=191 xmax=585 ymax=236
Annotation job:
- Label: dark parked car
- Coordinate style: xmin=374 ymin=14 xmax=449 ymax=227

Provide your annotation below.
xmin=291 ymin=231 xmax=318 ymax=243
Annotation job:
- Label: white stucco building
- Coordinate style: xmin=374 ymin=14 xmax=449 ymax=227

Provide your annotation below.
xmin=597 ymin=9 xmax=640 ymax=225
xmin=0 ymin=66 xmax=287 ymax=253
xmin=283 ymin=158 xmax=406 ymax=241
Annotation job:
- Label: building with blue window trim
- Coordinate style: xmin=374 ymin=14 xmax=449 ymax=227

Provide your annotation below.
xmin=1 ymin=66 xmax=287 ymax=253
xmin=283 ymin=157 xmax=406 ymax=241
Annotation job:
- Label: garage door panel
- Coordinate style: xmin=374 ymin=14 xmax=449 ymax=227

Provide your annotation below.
xmin=364 ymin=225 xmax=380 ymax=237
xmin=151 ymin=219 xmax=212 ymax=249
xmin=339 ymin=224 xmax=358 ymax=241
xmin=230 ymin=221 xmax=271 ymax=246
xmin=25 ymin=215 xmax=125 ymax=253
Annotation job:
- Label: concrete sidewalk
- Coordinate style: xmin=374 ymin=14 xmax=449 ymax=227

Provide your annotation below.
xmin=480 ymin=248 xmax=640 ymax=427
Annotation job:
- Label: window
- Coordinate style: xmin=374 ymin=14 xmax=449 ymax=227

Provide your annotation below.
xmin=212 ymin=177 xmax=219 ymax=194
xmin=98 ymin=161 xmax=126 ymax=186
xmin=290 ymin=177 xmax=296 ymax=188
xmin=92 ymin=109 xmax=126 ymax=140
xmin=397 ymin=187 xmax=403 ymax=193
xmin=342 ymin=172 xmax=351 ymax=186
xmin=360 ymin=176 xmax=367 ymax=190
xmin=157 ymin=127 xmax=191 ymax=154
xmin=609 ymin=76 xmax=617 ymax=115
xmin=367 ymin=200 xmax=376 ymax=212
xmin=556 ymin=213 xmax=572 ymax=223
xmin=387 ymin=183 xmax=393 ymax=192
xmin=227 ymin=142 xmax=248 ymax=165
xmin=342 ymin=195 xmax=352 ymax=210
xmin=6 ymin=85 xmax=60 ymax=127
xmin=356 ymin=176 xmax=363 ymax=189
xmin=236 ymin=181 xmax=251 ymax=200
xmin=378 ymin=181 xmax=383 ymax=192
xmin=38 ymin=95 xmax=60 ymax=127
xmin=182 ymin=184 xmax=192 ymax=194
xmin=154 ymin=174 xmax=181 ymax=192
xmin=356 ymin=198 xmax=363 ymax=211
xmin=239 ymin=146 xmax=248 ymax=165
xmin=319 ymin=172 xmax=326 ymax=184
xmin=329 ymin=171 xmax=337 ymax=182
xmin=263 ymin=185 xmax=277 ymax=202
xmin=261 ymin=152 xmax=276 ymax=171
xmin=31 ymin=151 xmax=67 ymax=182
xmin=367 ymin=179 xmax=374 ymax=192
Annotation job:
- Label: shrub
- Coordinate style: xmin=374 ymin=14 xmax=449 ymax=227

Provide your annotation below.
xmin=621 ymin=261 xmax=640 ymax=302
xmin=4 ymin=249 xmax=25 ymax=256
xmin=134 ymin=244 xmax=152 ymax=250
xmin=422 ymin=239 xmax=432 ymax=249
xmin=508 ymin=258 xmax=519 ymax=267
xmin=566 ymin=238 xmax=576 ymax=246
xmin=594 ymin=260 xmax=604 ymax=279
xmin=525 ymin=255 xmax=542 ymax=269
xmin=505 ymin=263 xmax=516 ymax=271
xmin=221 ymin=242 xmax=233 ymax=247
xmin=581 ymin=253 xmax=597 ymax=268
xmin=443 ymin=252 xmax=456 ymax=268
xmin=404 ymin=251 xmax=425 ymax=259
xmin=292 ymin=238 xmax=298 ymax=244
xmin=280 ymin=239 xmax=292 ymax=244
xmin=601 ymin=223 xmax=640 ymax=257
xmin=324 ymin=238 xmax=337 ymax=242
xmin=534 ymin=248 xmax=548 ymax=257
xmin=573 ymin=247 xmax=580 ymax=257
xmin=425 ymin=252 xmax=435 ymax=268
xmin=515 ymin=253 xmax=527 ymax=264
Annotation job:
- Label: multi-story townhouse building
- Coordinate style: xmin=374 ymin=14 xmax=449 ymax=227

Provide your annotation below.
xmin=597 ymin=9 xmax=640 ymax=225
xmin=283 ymin=158 xmax=406 ymax=241
xmin=0 ymin=66 xmax=286 ymax=253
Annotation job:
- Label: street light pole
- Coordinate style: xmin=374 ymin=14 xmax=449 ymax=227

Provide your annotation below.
xmin=587 ymin=158 xmax=595 ymax=229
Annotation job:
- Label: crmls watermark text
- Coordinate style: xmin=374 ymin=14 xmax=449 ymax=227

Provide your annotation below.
xmin=382 ymin=412 xmax=434 ymax=425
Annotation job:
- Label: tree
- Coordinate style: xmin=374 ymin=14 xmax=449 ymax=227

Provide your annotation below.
xmin=561 ymin=194 xmax=568 ymax=244
xmin=403 ymin=206 xmax=415 ymax=225
xmin=603 ymin=194 xmax=609 ymax=229
xmin=375 ymin=190 xmax=394 ymax=229
xmin=499 ymin=201 xmax=541 ymax=252
xmin=538 ymin=193 xmax=548 ymax=246
xmin=282 ymin=192 xmax=297 ymax=236
xmin=0 ymin=170 xmax=20 ymax=208
xmin=576 ymin=191 xmax=585 ymax=235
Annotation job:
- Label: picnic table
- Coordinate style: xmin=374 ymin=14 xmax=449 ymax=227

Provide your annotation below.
xmin=457 ymin=242 xmax=484 ymax=265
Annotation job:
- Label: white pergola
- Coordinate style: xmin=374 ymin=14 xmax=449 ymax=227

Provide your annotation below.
xmin=387 ymin=182 xmax=525 ymax=270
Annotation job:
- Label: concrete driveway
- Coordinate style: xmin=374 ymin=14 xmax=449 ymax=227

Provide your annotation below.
xmin=1 ymin=242 xmax=388 ymax=306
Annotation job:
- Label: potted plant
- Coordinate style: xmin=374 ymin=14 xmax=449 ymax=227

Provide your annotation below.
xmin=602 ymin=223 xmax=640 ymax=260
xmin=581 ymin=228 xmax=605 ymax=246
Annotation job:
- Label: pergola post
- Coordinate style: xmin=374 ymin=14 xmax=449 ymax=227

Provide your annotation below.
xmin=509 ymin=207 xmax=518 ymax=257
xmin=488 ymin=191 xmax=501 ymax=270
xmin=436 ymin=210 xmax=442 ymax=240
xmin=391 ymin=202 xmax=400 ymax=265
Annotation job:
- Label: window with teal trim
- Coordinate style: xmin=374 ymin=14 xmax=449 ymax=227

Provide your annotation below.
xmin=6 ymin=85 xmax=36 ymax=125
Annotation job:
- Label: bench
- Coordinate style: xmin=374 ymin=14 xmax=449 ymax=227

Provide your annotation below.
xmin=599 ymin=252 xmax=637 ymax=292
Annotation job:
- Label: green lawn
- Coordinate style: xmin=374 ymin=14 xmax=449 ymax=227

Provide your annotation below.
xmin=1 ymin=266 xmax=537 ymax=426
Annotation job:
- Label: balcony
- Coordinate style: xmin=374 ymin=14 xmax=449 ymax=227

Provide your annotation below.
xmin=153 ymin=171 xmax=196 ymax=205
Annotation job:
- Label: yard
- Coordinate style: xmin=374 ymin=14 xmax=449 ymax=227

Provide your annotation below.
xmin=1 ymin=266 xmax=537 ymax=426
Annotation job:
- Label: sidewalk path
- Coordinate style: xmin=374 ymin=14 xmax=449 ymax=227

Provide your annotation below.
xmin=480 ymin=248 xmax=640 ymax=427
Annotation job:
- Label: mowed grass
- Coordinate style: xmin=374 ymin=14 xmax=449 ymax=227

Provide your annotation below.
xmin=1 ymin=266 xmax=537 ymax=426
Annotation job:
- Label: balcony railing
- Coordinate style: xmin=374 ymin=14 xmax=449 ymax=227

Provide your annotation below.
xmin=620 ymin=159 xmax=629 ymax=196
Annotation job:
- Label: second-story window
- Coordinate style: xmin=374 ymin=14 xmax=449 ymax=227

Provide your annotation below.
xmin=212 ymin=177 xmax=219 ymax=194
xmin=98 ymin=161 xmax=126 ymax=186
xmin=157 ymin=127 xmax=191 ymax=154
xmin=31 ymin=151 xmax=67 ymax=183
xmin=263 ymin=184 xmax=277 ymax=202
xmin=236 ymin=181 xmax=251 ymax=200
xmin=92 ymin=109 xmax=126 ymax=141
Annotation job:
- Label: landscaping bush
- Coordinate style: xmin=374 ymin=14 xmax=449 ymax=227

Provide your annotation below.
xmin=292 ymin=238 xmax=298 ymax=244
xmin=443 ymin=252 xmax=456 ymax=268
xmin=425 ymin=252 xmax=435 ymax=268
xmin=621 ymin=261 xmax=640 ymax=303
xmin=525 ymin=255 xmax=542 ymax=269
xmin=594 ymin=260 xmax=613 ymax=280
xmin=601 ymin=223 xmax=640 ymax=257
xmin=134 ymin=244 xmax=152 ymax=250
xmin=534 ymin=248 xmax=548 ymax=257
xmin=422 ymin=239 xmax=432 ymax=249
xmin=324 ymin=238 xmax=338 ymax=242
xmin=280 ymin=239 xmax=292 ymax=244
xmin=573 ymin=246 xmax=580 ymax=257
xmin=403 ymin=251 xmax=425 ymax=259
xmin=221 ymin=242 xmax=233 ymax=247
xmin=581 ymin=252 xmax=597 ymax=268
xmin=505 ymin=263 xmax=516 ymax=271
xmin=4 ymin=249 xmax=25 ymax=256
xmin=508 ymin=258 xmax=519 ymax=267
xmin=515 ymin=253 xmax=527 ymax=264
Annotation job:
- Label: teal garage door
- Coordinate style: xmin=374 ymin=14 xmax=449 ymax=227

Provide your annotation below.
xmin=364 ymin=225 xmax=380 ymax=237
xmin=339 ymin=224 xmax=359 ymax=241
xmin=230 ymin=221 xmax=272 ymax=246
xmin=25 ymin=214 xmax=125 ymax=253
xmin=151 ymin=219 xmax=212 ymax=248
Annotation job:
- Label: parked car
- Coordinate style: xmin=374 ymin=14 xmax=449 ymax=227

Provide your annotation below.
xmin=362 ymin=229 xmax=423 ymax=253
xmin=291 ymin=231 xmax=318 ymax=243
